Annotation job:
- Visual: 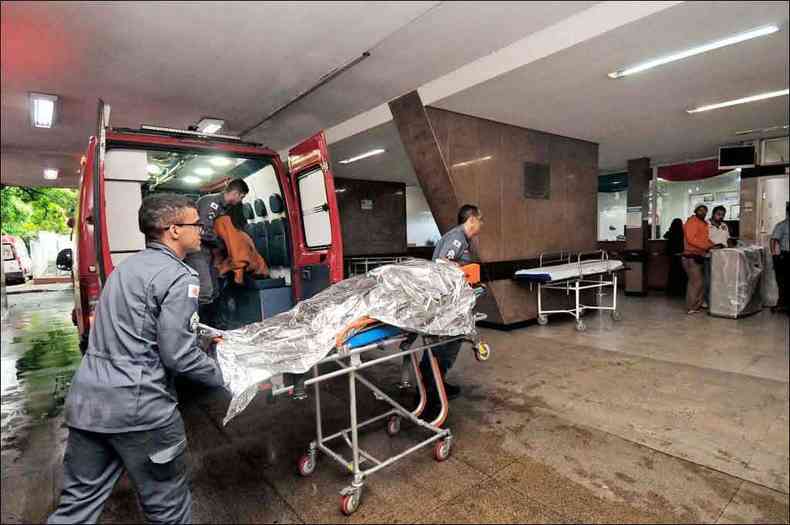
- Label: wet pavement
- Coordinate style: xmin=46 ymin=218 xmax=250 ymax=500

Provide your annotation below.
xmin=1 ymin=289 xmax=788 ymax=523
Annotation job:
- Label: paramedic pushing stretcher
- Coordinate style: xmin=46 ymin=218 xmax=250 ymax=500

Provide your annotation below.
xmin=420 ymin=204 xmax=483 ymax=421
xmin=48 ymin=194 xmax=224 ymax=524
xmin=184 ymin=178 xmax=249 ymax=319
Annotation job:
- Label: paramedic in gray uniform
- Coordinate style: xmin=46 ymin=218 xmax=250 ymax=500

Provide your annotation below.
xmin=420 ymin=204 xmax=483 ymax=420
xmin=185 ymin=178 xmax=249 ymax=311
xmin=48 ymin=193 xmax=224 ymax=524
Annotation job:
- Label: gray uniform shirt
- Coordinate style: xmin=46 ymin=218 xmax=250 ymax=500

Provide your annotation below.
xmin=196 ymin=192 xmax=226 ymax=246
xmin=65 ymin=242 xmax=224 ymax=433
xmin=432 ymin=225 xmax=472 ymax=264
xmin=772 ymin=218 xmax=789 ymax=252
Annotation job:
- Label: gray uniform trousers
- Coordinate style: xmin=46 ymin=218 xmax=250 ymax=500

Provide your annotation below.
xmin=48 ymin=411 xmax=190 ymax=524
xmin=184 ymin=246 xmax=218 ymax=305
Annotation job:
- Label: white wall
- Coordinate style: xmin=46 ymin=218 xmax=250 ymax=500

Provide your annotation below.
xmin=405 ymin=186 xmax=440 ymax=247
xmin=29 ymin=232 xmax=72 ymax=277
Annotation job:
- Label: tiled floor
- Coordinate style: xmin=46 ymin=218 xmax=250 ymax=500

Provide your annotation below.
xmin=1 ymin=290 xmax=788 ymax=523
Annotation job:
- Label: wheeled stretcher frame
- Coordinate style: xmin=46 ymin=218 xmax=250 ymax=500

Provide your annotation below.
xmin=526 ymin=250 xmax=622 ymax=332
xmin=261 ymin=314 xmax=491 ymax=515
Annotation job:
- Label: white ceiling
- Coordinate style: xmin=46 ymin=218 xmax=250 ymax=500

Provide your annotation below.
xmin=433 ymin=0 xmax=790 ymax=171
xmin=1 ymin=1 xmax=596 ymax=187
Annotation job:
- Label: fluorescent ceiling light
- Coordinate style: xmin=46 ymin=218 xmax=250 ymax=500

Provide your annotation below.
xmin=452 ymin=155 xmax=492 ymax=168
xmin=194 ymin=167 xmax=214 ymax=176
xmin=608 ymin=25 xmax=779 ymax=79
xmin=209 ymin=156 xmax=232 ymax=167
xmin=196 ymin=118 xmax=224 ymax=134
xmin=43 ymin=168 xmax=59 ymax=180
xmin=183 ymin=175 xmax=202 ymax=185
xmin=147 ymin=164 xmax=162 ymax=175
xmin=686 ymin=89 xmax=789 ymax=113
xmin=735 ymin=124 xmax=789 ymax=136
xmin=30 ymin=92 xmax=58 ymax=128
xmin=338 ymin=148 xmax=386 ymax=164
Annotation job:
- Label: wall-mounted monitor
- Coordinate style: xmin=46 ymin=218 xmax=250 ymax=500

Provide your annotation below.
xmin=718 ymin=144 xmax=756 ymax=170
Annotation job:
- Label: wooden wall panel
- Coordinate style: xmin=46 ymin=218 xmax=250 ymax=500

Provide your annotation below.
xmin=335 ymin=178 xmax=406 ymax=257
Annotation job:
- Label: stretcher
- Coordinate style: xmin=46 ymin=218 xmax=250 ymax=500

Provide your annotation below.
xmin=200 ymin=265 xmax=491 ymax=516
xmin=514 ymin=250 xmax=624 ymax=331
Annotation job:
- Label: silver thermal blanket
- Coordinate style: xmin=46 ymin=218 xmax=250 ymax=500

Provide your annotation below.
xmin=215 ymin=259 xmax=477 ymax=424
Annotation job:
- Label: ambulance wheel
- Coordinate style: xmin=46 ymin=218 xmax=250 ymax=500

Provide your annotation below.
xmin=386 ymin=415 xmax=401 ymax=436
xmin=340 ymin=491 xmax=361 ymax=515
xmin=610 ymin=310 xmax=622 ymax=321
xmin=434 ymin=438 xmax=452 ymax=462
xmin=575 ymin=320 xmax=587 ymax=332
xmin=475 ymin=342 xmax=491 ymax=362
xmin=297 ymin=453 xmax=316 ymax=477
xmin=537 ymin=315 xmax=548 ymax=326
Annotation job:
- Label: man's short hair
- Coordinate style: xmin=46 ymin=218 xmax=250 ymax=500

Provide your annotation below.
xmin=225 ymin=178 xmax=249 ymax=195
xmin=457 ymin=204 xmax=480 ymax=225
xmin=138 ymin=193 xmax=197 ymax=241
xmin=712 ymin=205 xmax=726 ymax=216
xmin=694 ymin=203 xmax=708 ymax=214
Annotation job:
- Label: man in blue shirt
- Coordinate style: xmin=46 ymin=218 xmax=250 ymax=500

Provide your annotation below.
xmin=770 ymin=201 xmax=789 ymax=314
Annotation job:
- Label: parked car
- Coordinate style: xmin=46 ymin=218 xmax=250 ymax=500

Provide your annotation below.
xmin=2 ymin=235 xmax=33 ymax=285
xmin=58 ymin=103 xmax=343 ymax=353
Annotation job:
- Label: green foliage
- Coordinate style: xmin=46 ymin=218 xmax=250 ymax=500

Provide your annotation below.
xmin=0 ymin=185 xmax=77 ymax=240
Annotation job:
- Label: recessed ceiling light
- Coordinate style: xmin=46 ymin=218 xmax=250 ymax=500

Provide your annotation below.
xmin=209 ymin=156 xmax=232 ymax=167
xmin=43 ymin=168 xmax=59 ymax=180
xmin=183 ymin=175 xmax=202 ymax=185
xmin=194 ymin=167 xmax=214 ymax=176
xmin=686 ymin=89 xmax=789 ymax=113
xmin=147 ymin=164 xmax=162 ymax=175
xmin=338 ymin=148 xmax=386 ymax=164
xmin=608 ymin=25 xmax=779 ymax=79
xmin=196 ymin=118 xmax=224 ymax=134
xmin=30 ymin=93 xmax=58 ymax=128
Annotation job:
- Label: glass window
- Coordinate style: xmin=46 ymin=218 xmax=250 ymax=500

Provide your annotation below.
xmin=597 ymin=173 xmax=627 ymax=241
xmin=656 ymin=170 xmax=741 ymax=238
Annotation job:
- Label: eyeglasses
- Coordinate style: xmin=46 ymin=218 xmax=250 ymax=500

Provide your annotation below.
xmin=170 ymin=221 xmax=205 ymax=233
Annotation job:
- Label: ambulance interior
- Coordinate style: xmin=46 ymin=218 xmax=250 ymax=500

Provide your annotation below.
xmin=104 ymin=148 xmax=298 ymax=328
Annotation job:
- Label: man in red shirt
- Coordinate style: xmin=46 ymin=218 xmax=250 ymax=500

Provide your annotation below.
xmin=682 ymin=204 xmax=724 ymax=314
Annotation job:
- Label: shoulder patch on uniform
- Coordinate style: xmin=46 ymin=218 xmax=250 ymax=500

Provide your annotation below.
xmin=210 ymin=202 xmax=219 ymax=210
xmin=446 ymin=249 xmax=456 ymax=259
xmin=188 ymin=284 xmax=200 ymax=298
xmin=452 ymin=239 xmax=462 ymax=248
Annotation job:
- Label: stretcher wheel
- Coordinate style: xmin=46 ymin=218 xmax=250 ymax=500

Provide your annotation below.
xmin=434 ymin=438 xmax=452 ymax=462
xmin=340 ymin=491 xmax=361 ymax=515
xmin=537 ymin=315 xmax=548 ymax=326
xmin=610 ymin=310 xmax=622 ymax=321
xmin=386 ymin=415 xmax=401 ymax=436
xmin=575 ymin=320 xmax=587 ymax=332
xmin=474 ymin=342 xmax=491 ymax=362
xmin=297 ymin=454 xmax=316 ymax=477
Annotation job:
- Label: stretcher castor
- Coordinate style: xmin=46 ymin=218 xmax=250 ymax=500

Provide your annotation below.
xmin=340 ymin=489 xmax=362 ymax=515
xmin=610 ymin=310 xmax=622 ymax=321
xmin=474 ymin=342 xmax=491 ymax=362
xmin=537 ymin=314 xmax=548 ymax=326
xmin=297 ymin=453 xmax=316 ymax=477
xmin=433 ymin=438 xmax=452 ymax=461
xmin=575 ymin=320 xmax=587 ymax=332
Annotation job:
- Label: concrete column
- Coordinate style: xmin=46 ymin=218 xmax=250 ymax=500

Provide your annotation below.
xmin=626 ymin=157 xmax=651 ymax=251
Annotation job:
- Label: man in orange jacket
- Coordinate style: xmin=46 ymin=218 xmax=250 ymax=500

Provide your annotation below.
xmin=682 ymin=204 xmax=724 ymax=314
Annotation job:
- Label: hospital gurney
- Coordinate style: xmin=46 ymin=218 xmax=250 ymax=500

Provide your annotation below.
xmin=514 ymin=250 xmax=624 ymax=331
xmin=200 ymin=263 xmax=491 ymax=516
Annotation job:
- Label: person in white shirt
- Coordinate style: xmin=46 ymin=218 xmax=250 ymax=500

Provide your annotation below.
xmin=704 ymin=205 xmax=729 ymax=307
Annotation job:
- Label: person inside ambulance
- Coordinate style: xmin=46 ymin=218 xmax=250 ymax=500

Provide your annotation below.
xmin=185 ymin=178 xmax=249 ymax=320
